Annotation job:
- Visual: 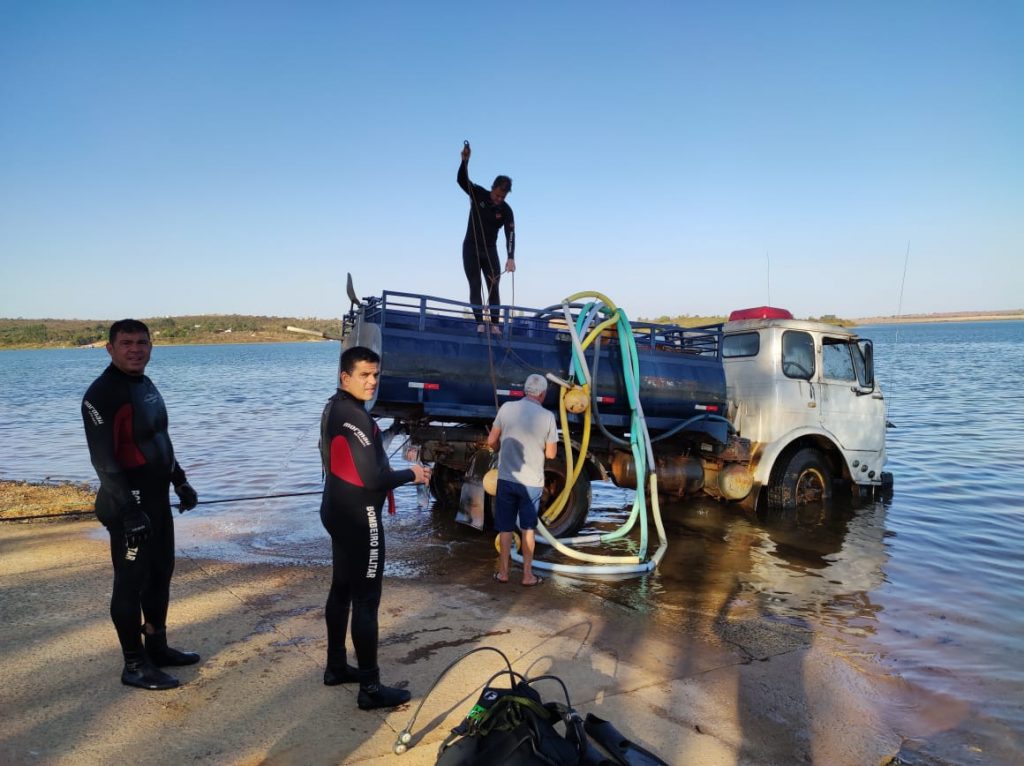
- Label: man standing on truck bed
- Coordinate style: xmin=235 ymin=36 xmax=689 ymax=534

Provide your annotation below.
xmin=486 ymin=374 xmax=558 ymax=586
xmin=319 ymin=345 xmax=431 ymax=710
xmin=458 ymin=141 xmax=515 ymax=333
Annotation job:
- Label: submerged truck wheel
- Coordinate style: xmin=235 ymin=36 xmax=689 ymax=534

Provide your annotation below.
xmin=540 ymin=454 xmax=592 ymax=538
xmin=429 ymin=463 xmax=463 ymax=508
xmin=767 ymin=447 xmax=832 ymax=509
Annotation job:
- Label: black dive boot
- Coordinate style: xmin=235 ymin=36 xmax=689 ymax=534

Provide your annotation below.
xmin=145 ymin=627 xmax=200 ymax=667
xmin=122 ymin=650 xmax=179 ymax=691
xmin=356 ymin=667 xmax=411 ymax=710
xmin=323 ymin=648 xmax=360 ymax=686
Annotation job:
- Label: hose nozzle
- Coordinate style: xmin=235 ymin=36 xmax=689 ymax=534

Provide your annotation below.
xmin=393 ymin=730 xmax=412 ymax=755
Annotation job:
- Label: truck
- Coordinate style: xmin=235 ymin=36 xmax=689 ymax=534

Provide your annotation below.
xmin=339 ymin=283 xmax=892 ymax=537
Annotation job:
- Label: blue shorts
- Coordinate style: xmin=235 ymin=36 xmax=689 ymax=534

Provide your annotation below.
xmin=494 ymin=480 xmax=543 ymax=532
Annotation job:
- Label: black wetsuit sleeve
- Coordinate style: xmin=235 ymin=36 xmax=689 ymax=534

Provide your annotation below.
xmin=82 ymin=375 xmax=141 ymax=514
xmin=170 ymin=461 xmax=187 ymax=488
xmin=505 ymin=206 xmax=515 ymax=259
xmin=325 ymin=395 xmax=415 ymax=492
xmin=457 ymin=160 xmax=488 ymax=203
xmin=457 ymin=159 xmax=472 ymax=195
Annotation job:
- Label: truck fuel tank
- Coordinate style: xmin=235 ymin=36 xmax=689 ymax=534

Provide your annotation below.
xmin=611 ymin=452 xmax=705 ymax=497
xmin=703 ymin=462 xmax=754 ymax=501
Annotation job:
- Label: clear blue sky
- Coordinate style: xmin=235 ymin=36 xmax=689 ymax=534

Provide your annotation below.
xmin=2 ymin=2 xmax=1021 ymax=321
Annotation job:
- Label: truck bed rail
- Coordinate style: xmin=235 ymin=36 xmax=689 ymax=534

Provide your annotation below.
xmin=344 ymin=291 xmax=727 ymax=434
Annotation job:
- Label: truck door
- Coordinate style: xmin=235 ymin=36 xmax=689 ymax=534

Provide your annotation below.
xmin=817 ymin=337 xmax=885 ymax=452
xmin=779 ymin=330 xmax=819 ymax=431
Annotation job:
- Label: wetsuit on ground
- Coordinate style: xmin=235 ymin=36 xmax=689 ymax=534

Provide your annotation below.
xmin=82 ymin=364 xmax=188 ymax=655
xmin=319 ymin=390 xmax=414 ymax=674
xmin=458 ymin=160 xmax=515 ymax=324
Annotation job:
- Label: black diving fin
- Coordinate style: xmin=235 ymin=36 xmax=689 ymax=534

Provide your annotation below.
xmin=583 ymin=713 xmax=670 ymax=766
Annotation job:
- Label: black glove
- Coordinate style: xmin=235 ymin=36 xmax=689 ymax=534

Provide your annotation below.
xmin=123 ymin=509 xmax=151 ymax=549
xmin=174 ymin=482 xmax=198 ymax=512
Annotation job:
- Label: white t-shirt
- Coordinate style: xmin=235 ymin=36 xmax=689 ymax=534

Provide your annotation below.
xmin=493 ymin=397 xmax=558 ymax=487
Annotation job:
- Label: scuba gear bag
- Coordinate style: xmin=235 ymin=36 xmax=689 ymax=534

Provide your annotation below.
xmin=435 ymin=678 xmax=585 ymax=766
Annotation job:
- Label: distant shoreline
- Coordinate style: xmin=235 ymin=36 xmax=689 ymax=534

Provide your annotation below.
xmin=0 ymin=333 xmax=333 ymax=351
xmin=0 ymin=315 xmax=341 ymax=351
xmin=1 ymin=310 xmax=1020 ymax=351
xmin=851 ymin=310 xmax=1024 ymax=326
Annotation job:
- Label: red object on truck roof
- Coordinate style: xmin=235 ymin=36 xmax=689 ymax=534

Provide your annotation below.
xmin=728 ymin=306 xmax=794 ymax=321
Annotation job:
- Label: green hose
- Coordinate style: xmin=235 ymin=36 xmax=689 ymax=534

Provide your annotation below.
xmin=507 ymin=291 xmax=670 ymax=575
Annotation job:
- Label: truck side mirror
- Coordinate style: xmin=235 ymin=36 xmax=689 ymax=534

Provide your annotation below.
xmin=858 ymin=340 xmax=874 ymax=387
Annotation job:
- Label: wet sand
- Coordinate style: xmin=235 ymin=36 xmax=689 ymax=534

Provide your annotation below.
xmin=0 ymin=480 xmax=95 ymax=521
xmin=0 ymin=515 xmax=980 ymax=766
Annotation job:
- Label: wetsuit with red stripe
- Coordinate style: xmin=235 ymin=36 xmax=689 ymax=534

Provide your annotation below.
xmin=319 ymin=389 xmax=414 ymax=672
xmin=82 ymin=363 xmax=187 ymax=653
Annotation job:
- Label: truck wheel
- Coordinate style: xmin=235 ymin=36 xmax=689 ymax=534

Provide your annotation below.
xmin=429 ymin=463 xmax=463 ymax=508
xmin=540 ymin=457 xmax=592 ymax=537
xmin=767 ymin=448 xmax=832 ymax=509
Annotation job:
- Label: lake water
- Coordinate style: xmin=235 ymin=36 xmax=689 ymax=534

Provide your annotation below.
xmin=2 ymin=320 xmax=1022 ymax=761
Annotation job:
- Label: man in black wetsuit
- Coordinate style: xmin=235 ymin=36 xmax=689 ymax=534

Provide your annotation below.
xmin=81 ymin=319 xmax=200 ymax=691
xmin=319 ymin=345 xmax=431 ymax=710
xmin=458 ymin=141 xmax=515 ymax=332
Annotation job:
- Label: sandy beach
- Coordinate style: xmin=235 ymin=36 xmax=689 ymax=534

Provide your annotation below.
xmin=2 ymin=509 xmax=997 ymax=765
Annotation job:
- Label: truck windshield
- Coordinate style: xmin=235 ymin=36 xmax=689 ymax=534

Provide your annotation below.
xmin=822 ymin=339 xmax=856 ymax=381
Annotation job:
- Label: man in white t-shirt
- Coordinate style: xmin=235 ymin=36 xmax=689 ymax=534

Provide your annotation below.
xmin=486 ymin=374 xmax=558 ymax=586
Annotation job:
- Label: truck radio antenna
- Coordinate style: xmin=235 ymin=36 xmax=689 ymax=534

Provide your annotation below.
xmin=886 ymin=241 xmax=911 ymax=422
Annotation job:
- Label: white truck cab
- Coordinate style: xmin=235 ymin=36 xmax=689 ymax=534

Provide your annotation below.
xmin=720 ymin=307 xmax=890 ymax=508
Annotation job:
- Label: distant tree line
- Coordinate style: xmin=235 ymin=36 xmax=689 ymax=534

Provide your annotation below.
xmin=0 ymin=315 xmax=342 ymax=349
xmin=640 ymin=312 xmax=853 ymax=327
xmin=640 ymin=313 xmax=727 ymax=327
xmin=0 ymin=320 xmax=111 ymax=348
